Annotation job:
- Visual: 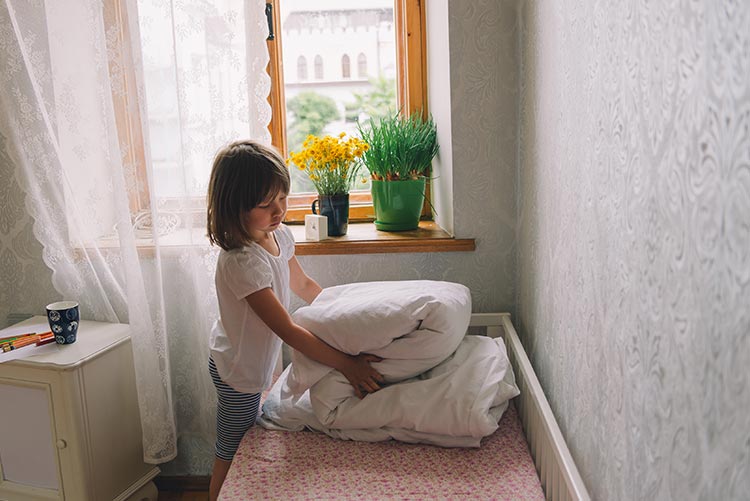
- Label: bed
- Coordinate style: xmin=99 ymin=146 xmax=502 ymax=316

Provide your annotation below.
xmin=221 ymin=398 xmax=542 ymax=500
xmin=220 ymin=282 xmax=590 ymax=500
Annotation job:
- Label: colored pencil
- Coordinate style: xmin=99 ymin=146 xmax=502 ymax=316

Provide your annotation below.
xmin=0 ymin=332 xmax=36 ymax=344
xmin=0 ymin=341 xmax=16 ymax=350
xmin=2 ymin=334 xmax=47 ymax=350
xmin=0 ymin=331 xmax=55 ymax=353
xmin=0 ymin=332 xmax=40 ymax=345
xmin=9 ymin=336 xmax=39 ymax=349
xmin=36 ymin=334 xmax=56 ymax=346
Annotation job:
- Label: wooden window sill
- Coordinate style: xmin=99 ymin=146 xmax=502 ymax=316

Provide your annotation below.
xmin=289 ymin=221 xmax=475 ymax=255
xmin=82 ymin=222 xmax=474 ymax=257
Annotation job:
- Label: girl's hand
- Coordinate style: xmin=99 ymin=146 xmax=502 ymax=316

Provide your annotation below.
xmin=340 ymin=354 xmax=384 ymax=399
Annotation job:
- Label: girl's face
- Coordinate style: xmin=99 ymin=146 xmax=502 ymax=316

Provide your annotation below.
xmin=244 ymin=190 xmax=288 ymax=239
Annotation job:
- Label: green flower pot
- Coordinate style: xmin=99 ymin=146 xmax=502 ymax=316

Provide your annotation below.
xmin=371 ymin=178 xmax=426 ymax=231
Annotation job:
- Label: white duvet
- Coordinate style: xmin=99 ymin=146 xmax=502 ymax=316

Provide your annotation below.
xmin=258 ymin=280 xmax=520 ymax=447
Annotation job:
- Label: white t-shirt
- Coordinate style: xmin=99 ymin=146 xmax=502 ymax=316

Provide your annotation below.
xmin=209 ymin=224 xmax=295 ymax=393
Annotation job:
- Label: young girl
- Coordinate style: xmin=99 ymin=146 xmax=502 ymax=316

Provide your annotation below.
xmin=205 ymin=140 xmax=383 ymax=500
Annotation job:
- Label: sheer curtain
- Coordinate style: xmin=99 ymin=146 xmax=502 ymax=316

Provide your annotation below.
xmin=0 ymin=0 xmax=271 ymax=467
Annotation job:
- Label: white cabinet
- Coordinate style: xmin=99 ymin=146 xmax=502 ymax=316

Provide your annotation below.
xmin=0 ymin=317 xmax=159 ymax=501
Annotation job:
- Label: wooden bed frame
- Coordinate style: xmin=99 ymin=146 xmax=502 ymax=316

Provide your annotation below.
xmin=470 ymin=313 xmax=591 ymax=501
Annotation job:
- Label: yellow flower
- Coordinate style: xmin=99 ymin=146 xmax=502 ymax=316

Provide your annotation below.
xmin=286 ymin=132 xmax=370 ymax=196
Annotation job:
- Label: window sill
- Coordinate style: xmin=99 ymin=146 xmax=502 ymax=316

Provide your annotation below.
xmin=289 ymin=221 xmax=475 ymax=255
xmin=84 ymin=222 xmax=474 ymax=257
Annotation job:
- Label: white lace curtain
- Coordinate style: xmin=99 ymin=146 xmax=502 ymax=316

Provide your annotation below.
xmin=0 ymin=0 xmax=271 ymax=465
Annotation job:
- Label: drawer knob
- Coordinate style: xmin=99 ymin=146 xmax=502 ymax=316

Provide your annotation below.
xmin=56 ymin=439 xmax=67 ymax=449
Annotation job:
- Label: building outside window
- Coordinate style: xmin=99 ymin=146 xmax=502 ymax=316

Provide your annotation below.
xmin=279 ymin=0 xmax=398 ymax=194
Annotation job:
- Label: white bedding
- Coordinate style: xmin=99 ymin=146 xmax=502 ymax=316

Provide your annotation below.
xmin=259 ymin=280 xmax=520 ymax=447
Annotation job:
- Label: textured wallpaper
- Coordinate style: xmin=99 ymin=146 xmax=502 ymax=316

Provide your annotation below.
xmin=0 ymin=133 xmax=56 ymax=327
xmin=518 ymin=1 xmax=750 ymax=500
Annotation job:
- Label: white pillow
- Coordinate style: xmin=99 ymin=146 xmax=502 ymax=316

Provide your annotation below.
xmin=288 ymin=280 xmax=472 ymax=393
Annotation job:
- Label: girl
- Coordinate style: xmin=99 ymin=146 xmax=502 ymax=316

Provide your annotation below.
xmin=205 ymin=140 xmax=383 ymax=500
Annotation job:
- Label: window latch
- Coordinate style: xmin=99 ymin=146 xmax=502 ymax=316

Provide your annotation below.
xmin=265 ymin=3 xmax=274 ymax=41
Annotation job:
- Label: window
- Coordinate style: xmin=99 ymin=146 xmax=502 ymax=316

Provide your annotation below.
xmin=357 ymin=53 xmax=368 ymax=78
xmin=314 ymin=55 xmax=324 ymax=80
xmin=266 ymin=0 xmax=428 ymax=222
xmin=103 ymin=0 xmax=150 ymax=218
xmin=297 ymin=55 xmax=307 ymax=80
xmin=341 ymin=54 xmax=351 ymax=79
xmin=85 ymin=0 xmax=434 ymax=251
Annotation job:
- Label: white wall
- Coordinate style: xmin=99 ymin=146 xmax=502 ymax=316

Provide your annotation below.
xmin=426 ymin=0 xmax=453 ymax=235
xmin=518 ymin=1 xmax=750 ymax=499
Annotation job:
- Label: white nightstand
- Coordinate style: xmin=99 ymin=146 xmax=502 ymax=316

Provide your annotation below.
xmin=0 ymin=316 xmax=159 ymax=501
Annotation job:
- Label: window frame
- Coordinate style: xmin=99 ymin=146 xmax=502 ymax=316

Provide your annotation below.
xmin=104 ymin=0 xmax=151 ymax=217
xmin=109 ymin=0 xmax=430 ymax=227
xmin=92 ymin=0 xmax=476 ymax=258
xmin=265 ymin=0 xmax=430 ymax=223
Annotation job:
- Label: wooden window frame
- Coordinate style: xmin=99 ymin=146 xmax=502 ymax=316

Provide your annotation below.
xmin=94 ymin=0 xmax=476 ymax=256
xmin=266 ymin=0 xmax=430 ymax=223
xmin=104 ymin=0 xmax=151 ymax=217
xmin=109 ymin=0 xmax=431 ymax=228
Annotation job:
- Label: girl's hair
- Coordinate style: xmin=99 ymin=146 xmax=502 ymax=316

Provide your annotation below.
xmin=207 ymin=140 xmax=290 ymax=251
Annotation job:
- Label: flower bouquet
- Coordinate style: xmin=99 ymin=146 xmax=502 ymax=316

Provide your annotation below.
xmin=287 ymin=133 xmax=369 ymax=236
xmin=288 ymin=133 xmax=369 ymax=196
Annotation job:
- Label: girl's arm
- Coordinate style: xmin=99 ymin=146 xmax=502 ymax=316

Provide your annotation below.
xmin=288 ymin=255 xmax=322 ymax=304
xmin=245 ymin=288 xmax=383 ymax=398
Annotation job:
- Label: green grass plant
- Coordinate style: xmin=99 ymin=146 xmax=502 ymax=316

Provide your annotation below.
xmin=357 ymin=110 xmax=438 ymax=181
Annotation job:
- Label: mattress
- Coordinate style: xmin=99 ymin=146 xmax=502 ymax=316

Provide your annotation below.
xmin=219 ymin=402 xmax=544 ymax=501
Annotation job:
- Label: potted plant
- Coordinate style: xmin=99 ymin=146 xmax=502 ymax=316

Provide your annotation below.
xmin=357 ymin=110 xmax=438 ymax=231
xmin=288 ymin=133 xmax=368 ymax=236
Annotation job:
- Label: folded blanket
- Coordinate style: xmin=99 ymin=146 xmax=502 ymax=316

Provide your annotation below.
xmin=287 ymin=280 xmax=472 ymax=393
xmin=259 ymin=280 xmax=520 ymax=447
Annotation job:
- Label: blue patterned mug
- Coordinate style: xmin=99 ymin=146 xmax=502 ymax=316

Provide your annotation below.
xmin=311 ymin=194 xmax=349 ymax=236
xmin=46 ymin=301 xmax=79 ymax=345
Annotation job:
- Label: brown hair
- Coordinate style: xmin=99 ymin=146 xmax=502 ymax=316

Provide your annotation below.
xmin=206 ymin=140 xmax=290 ymax=251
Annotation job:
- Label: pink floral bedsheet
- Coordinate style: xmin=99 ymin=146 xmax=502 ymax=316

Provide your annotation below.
xmin=220 ymin=402 xmax=544 ymax=500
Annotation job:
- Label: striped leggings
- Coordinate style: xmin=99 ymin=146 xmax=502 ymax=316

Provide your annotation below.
xmin=208 ymin=357 xmax=261 ymax=461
